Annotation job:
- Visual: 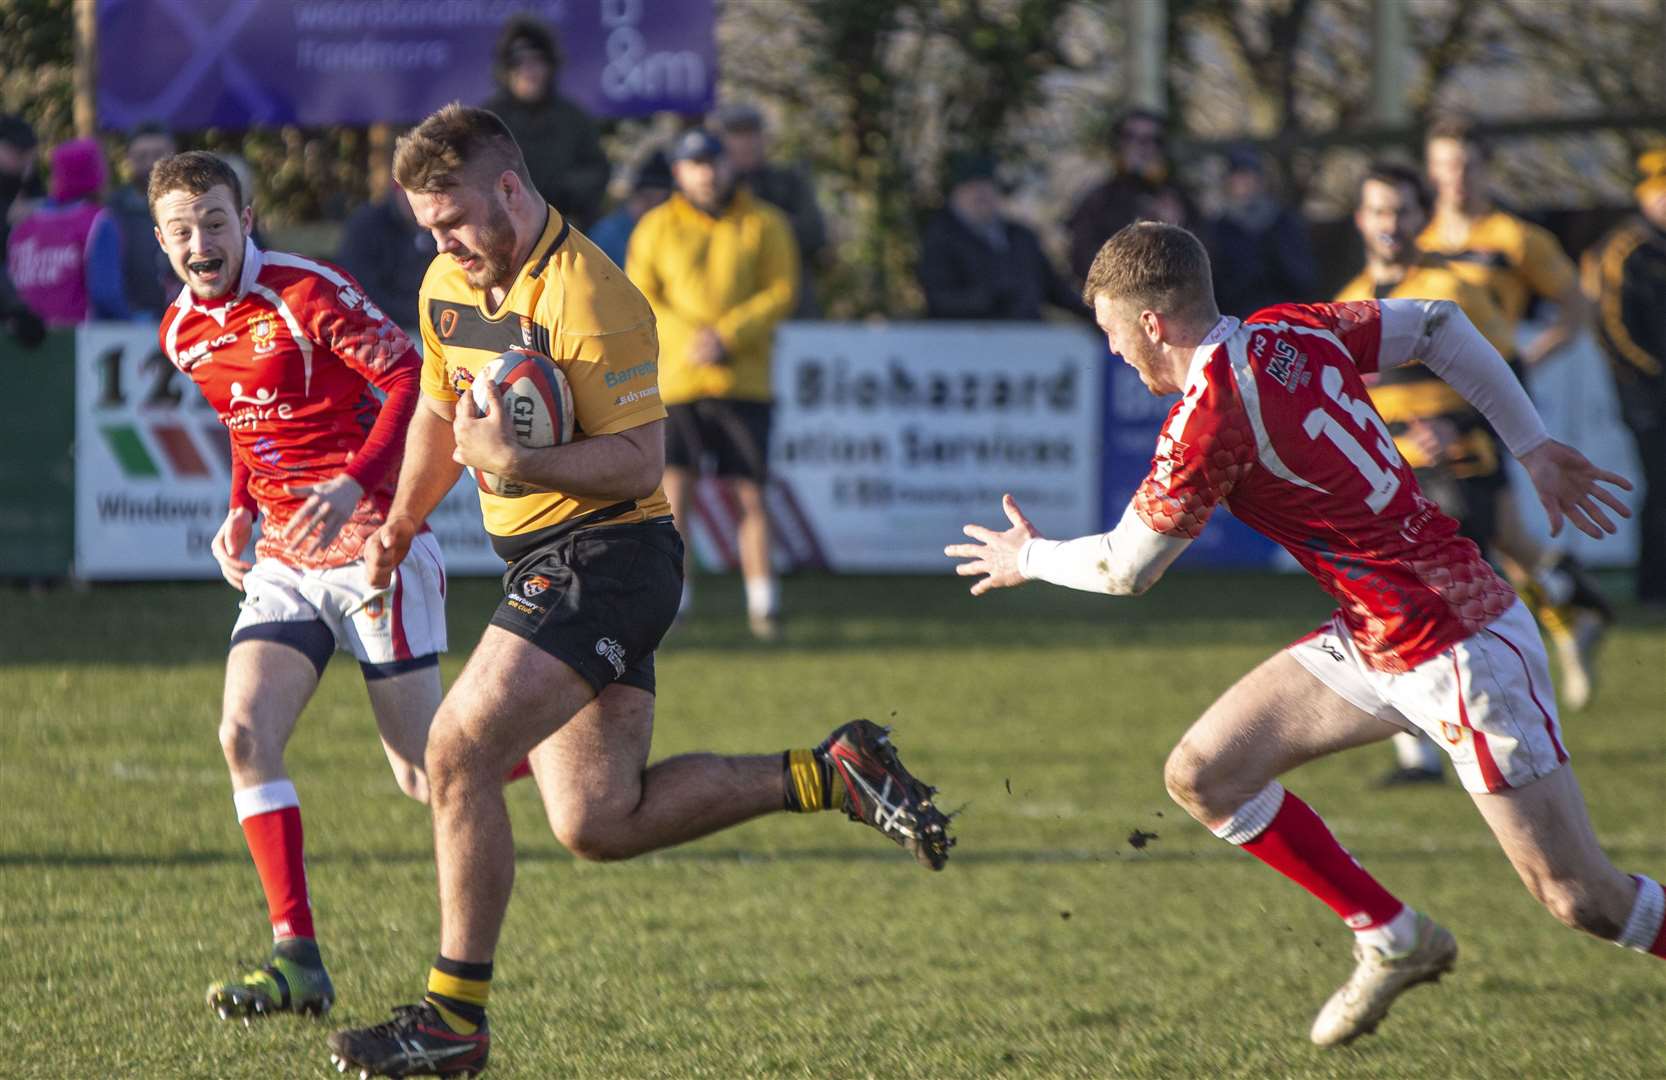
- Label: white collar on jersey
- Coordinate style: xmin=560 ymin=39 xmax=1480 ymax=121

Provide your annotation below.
xmin=170 ymin=237 xmax=264 ymax=326
xmin=1182 ymin=315 xmax=1241 ymax=387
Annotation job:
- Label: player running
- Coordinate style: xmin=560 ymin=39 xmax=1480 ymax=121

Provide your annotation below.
xmin=948 ymin=222 xmax=1661 ymax=1048
xmin=151 ymin=152 xmax=446 ymax=1022
xmin=325 ymin=105 xmax=950 ymax=1078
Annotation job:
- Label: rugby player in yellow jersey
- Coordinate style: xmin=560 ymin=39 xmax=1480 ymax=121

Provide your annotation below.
xmin=1340 ymin=162 xmax=1599 ymax=787
xmin=1418 ymin=120 xmax=1613 ymax=709
xmin=325 ymin=105 xmax=951 ymax=1079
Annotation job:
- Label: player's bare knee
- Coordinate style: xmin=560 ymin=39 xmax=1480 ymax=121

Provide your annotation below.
xmin=392 ymin=763 xmax=429 ymax=804
xmin=551 ymin=810 xmax=635 ymax=862
xmin=217 ymin=713 xmax=261 ymax=769
xmin=1536 ymin=879 xmax=1624 ymax=938
xmin=1163 ymin=742 xmax=1217 ymax=818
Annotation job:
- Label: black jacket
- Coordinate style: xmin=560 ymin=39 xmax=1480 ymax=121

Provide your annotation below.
xmin=482 ymin=90 xmax=610 ymax=229
xmin=336 ymin=198 xmax=436 ymax=330
xmin=919 ymin=209 xmax=1079 ymax=321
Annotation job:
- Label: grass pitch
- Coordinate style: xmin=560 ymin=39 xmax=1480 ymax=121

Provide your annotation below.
xmin=2 ymin=571 xmax=1663 ymax=1079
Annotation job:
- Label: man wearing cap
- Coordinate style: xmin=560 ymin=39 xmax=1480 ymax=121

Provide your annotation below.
xmin=1066 ymin=108 xmax=1196 ymax=285
xmin=625 ymin=128 xmax=799 ymax=639
xmin=918 ymin=150 xmax=1079 ymax=321
xmin=1205 ymin=145 xmax=1317 ymax=318
xmin=1582 ymin=149 xmax=1666 ymax=610
xmin=482 ymin=14 xmax=609 ymax=228
xmin=714 ymin=103 xmax=828 ymax=318
xmin=588 ymin=148 xmax=672 ymax=270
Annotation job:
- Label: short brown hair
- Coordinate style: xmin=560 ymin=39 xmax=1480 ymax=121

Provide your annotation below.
xmin=147 ymin=150 xmax=241 ymax=218
xmin=1361 ymin=159 xmax=1430 ymax=214
xmin=393 ymin=103 xmax=532 ymax=194
xmin=1081 ymin=220 xmax=1216 ymax=320
xmin=1425 ymin=113 xmax=1491 ymax=160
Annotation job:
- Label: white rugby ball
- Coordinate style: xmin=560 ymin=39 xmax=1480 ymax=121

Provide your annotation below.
xmin=469 ymin=348 xmax=575 ymax=498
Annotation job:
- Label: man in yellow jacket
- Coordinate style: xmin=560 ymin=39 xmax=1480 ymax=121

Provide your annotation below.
xmin=627 ymin=127 xmax=799 ymax=639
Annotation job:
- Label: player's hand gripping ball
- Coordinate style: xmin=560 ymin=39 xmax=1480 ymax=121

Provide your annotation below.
xmin=469 ymin=348 xmax=575 ymax=497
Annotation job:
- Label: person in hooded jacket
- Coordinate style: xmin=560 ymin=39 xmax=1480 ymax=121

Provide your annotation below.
xmin=480 ymin=14 xmax=609 ymax=229
xmin=6 ymin=137 xmax=108 ymax=327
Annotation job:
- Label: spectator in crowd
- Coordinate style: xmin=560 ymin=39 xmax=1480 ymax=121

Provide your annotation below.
xmin=714 ymin=102 xmax=829 ymax=318
xmin=1582 ymin=149 xmax=1666 ymax=611
xmin=336 ymin=183 xmax=435 ymax=329
xmin=6 ymin=138 xmax=107 ymax=327
xmin=0 ymin=114 xmax=45 ymax=346
xmin=1206 ymin=145 xmax=1317 ymax=317
xmin=918 ymin=150 xmax=1079 ymax=321
xmin=588 ymin=148 xmax=671 ymax=270
xmin=0 ymin=113 xmax=42 ymax=260
xmin=1420 ymin=115 xmax=1589 ymax=369
xmin=216 ymin=152 xmax=267 ymax=250
xmin=86 ymin=121 xmax=178 ymax=320
xmin=1067 ymin=108 xmax=1196 ymax=283
xmin=482 ymin=14 xmax=609 ymax=228
xmin=626 ymin=128 xmax=798 ymax=640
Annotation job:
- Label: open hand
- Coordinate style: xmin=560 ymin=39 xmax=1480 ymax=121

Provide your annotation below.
xmin=281 ymin=474 xmax=364 ymax=556
xmin=1518 ymin=439 xmax=1633 ymax=539
xmin=943 ymin=494 xmax=1041 ymax=596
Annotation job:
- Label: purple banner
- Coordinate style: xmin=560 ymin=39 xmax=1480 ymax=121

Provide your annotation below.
xmin=96 ymin=0 xmax=715 ymax=130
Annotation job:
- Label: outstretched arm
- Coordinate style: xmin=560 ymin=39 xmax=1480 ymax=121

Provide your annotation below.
xmin=1379 ymin=298 xmax=1632 ymax=538
xmin=946 ymin=494 xmax=1190 ymax=597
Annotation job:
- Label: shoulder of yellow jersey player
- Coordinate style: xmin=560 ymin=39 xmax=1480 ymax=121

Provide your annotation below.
xmin=533 ymin=229 xmax=657 ymax=342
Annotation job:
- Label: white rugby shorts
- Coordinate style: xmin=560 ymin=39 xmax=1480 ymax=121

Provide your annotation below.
xmin=232 ymin=532 xmax=447 ymax=665
xmin=1287 ymin=598 xmax=1567 ymax=794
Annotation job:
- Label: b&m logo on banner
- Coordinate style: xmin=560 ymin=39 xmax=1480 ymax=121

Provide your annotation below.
xmin=754 ymin=324 xmax=1105 ymax=573
xmin=96 ymin=0 xmax=716 ymax=130
xmin=75 ymin=324 xmax=503 ymax=580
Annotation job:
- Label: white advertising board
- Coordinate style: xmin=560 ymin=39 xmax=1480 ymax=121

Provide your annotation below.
xmin=764 ymin=322 xmax=1105 ymax=571
xmin=74 ymin=323 xmax=504 ymax=579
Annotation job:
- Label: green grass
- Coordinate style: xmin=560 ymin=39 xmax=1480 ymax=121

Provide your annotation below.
xmin=2 ymin=572 xmax=1663 ymax=1079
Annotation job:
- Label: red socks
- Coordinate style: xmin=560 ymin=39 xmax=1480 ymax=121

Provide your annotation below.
xmin=1213 ymin=782 xmax=1403 ymax=930
xmin=234 ymin=780 xmax=315 ymax=941
xmin=506 ymin=758 xmax=532 ymax=783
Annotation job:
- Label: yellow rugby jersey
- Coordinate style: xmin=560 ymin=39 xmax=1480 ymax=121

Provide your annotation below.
xmin=1335 ymin=256 xmax=1514 ymax=473
xmin=1417 ymin=209 xmax=1576 ymax=330
xmin=419 ymin=207 xmax=671 ymax=542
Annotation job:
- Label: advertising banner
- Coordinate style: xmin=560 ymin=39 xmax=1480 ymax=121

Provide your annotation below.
xmin=96 ymin=0 xmax=715 ymax=130
xmin=747 ymin=323 xmax=1105 ymax=573
xmin=74 ymin=324 xmax=504 ymax=579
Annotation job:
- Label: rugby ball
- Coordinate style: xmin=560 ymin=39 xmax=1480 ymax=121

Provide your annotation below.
xmin=469 ymin=348 xmax=575 ymax=498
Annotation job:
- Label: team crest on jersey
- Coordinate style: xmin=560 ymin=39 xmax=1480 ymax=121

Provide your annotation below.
xmin=450 ymin=366 xmax=475 ymax=396
xmin=1265 ymin=338 xmax=1311 ymax=391
xmin=249 ymin=314 xmax=277 ymax=354
xmin=523 ymin=574 xmax=551 ymax=597
xmin=437 ymin=308 xmax=459 ymax=339
xmin=519 ymin=315 xmax=534 ymax=347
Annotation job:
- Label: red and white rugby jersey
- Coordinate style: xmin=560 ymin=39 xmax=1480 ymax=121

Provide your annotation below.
xmin=158 ymin=239 xmax=423 ymax=569
xmin=1133 ymin=301 xmax=1516 ymax=671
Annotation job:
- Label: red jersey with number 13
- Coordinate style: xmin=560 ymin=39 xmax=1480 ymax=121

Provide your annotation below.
xmin=1132 ymin=301 xmax=1516 ymax=672
xmin=158 ymin=241 xmax=422 ymax=569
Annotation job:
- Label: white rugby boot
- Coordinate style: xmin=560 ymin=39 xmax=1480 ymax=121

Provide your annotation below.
xmin=1310 ymin=912 xmax=1457 ymax=1047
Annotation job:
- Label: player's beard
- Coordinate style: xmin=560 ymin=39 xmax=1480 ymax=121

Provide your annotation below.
xmin=463 ymin=198 xmax=520 ymax=291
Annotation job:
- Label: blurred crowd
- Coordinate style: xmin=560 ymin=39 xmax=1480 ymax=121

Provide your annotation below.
xmin=0 ymin=14 xmax=1659 ymax=605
